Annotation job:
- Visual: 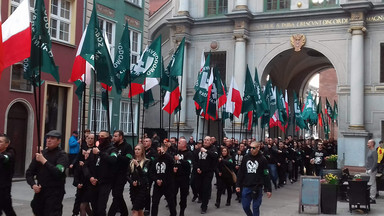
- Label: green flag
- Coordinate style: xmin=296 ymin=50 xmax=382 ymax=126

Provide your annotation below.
xmin=24 ymin=0 xmax=59 ymax=84
xmin=293 ymin=91 xmax=308 ymax=130
xmin=333 ymin=100 xmax=338 ymax=121
xmin=169 ymin=37 xmax=185 ymax=77
xmin=113 ymin=22 xmax=130 ymax=94
xmin=276 ymin=89 xmax=286 ymax=126
xmin=101 ymin=87 xmax=108 ymax=110
xmin=325 ymin=98 xmax=333 ymax=120
xmin=317 ymin=97 xmax=323 ymax=127
xmin=241 ymin=66 xmax=257 ymax=114
xmin=80 ymin=3 xmax=114 ymax=86
xmin=74 ymin=80 xmax=85 ymax=101
xmin=193 ymin=53 xmax=211 ymax=112
xmin=141 ymin=89 xmax=155 ymax=109
xmin=253 ymin=68 xmax=268 ymax=118
xmin=302 ymin=91 xmax=315 ymax=121
xmin=261 ymin=80 xmax=272 ymax=127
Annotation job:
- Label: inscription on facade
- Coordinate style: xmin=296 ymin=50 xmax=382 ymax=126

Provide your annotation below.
xmin=124 ymin=15 xmax=141 ymax=29
xmin=254 ymin=18 xmax=349 ymax=30
xmin=96 ymin=4 xmax=115 ymax=18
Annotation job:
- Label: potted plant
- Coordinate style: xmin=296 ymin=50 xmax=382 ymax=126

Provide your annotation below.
xmin=321 ymin=173 xmax=339 ymax=214
xmin=325 ymin=154 xmax=338 ymax=169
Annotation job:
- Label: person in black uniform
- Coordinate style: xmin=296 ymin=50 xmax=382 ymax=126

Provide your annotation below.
xmin=83 ymin=130 xmax=117 ymax=216
xmin=190 ymin=139 xmax=202 ymax=202
xmin=173 ymin=138 xmax=193 ymax=216
xmin=73 ymin=134 xmax=95 ymax=216
xmin=236 ymin=141 xmax=272 ymax=216
xmin=26 ymin=130 xmax=69 ymax=216
xmin=276 ymin=141 xmax=288 ymax=187
xmin=127 ymin=143 xmax=150 ymax=216
xmin=196 ymin=136 xmax=218 ymax=214
xmin=215 ymin=146 xmax=235 ymax=208
xmin=108 ymin=130 xmax=133 ymax=216
xmin=150 ymin=144 xmax=176 ymax=216
xmin=143 ymin=138 xmax=157 ymax=216
xmin=0 ymin=133 xmax=16 ymax=216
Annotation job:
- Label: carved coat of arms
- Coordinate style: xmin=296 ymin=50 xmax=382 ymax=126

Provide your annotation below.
xmin=290 ymin=34 xmax=306 ymax=52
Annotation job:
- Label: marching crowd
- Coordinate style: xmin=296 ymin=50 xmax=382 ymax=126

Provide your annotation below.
xmin=0 ymin=130 xmax=338 ymax=216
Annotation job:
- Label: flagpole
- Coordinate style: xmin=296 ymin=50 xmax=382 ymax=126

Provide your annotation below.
xmin=240 ymin=114 xmax=244 ymax=141
xmin=141 ymin=86 xmax=146 ymax=139
xmin=93 ymin=69 xmax=97 ymax=146
xmin=106 ymin=86 xmax=111 ymax=133
xmin=128 ymin=72 xmax=135 ymax=145
xmin=196 ymin=113 xmax=199 ymax=142
xmin=35 ymin=35 xmax=43 ymax=153
xmin=177 ymin=75 xmax=183 ymax=140
xmin=81 ymin=72 xmax=87 ymax=147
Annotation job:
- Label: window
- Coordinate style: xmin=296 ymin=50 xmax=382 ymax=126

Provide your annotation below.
xmin=130 ymin=30 xmax=141 ymax=64
xmin=10 ymin=63 xmax=32 ymax=92
xmin=310 ymin=0 xmax=338 ymax=8
xmin=120 ymin=101 xmax=138 ymax=135
xmin=126 ymin=0 xmax=142 ymax=7
xmin=265 ymin=0 xmax=290 ymax=11
xmin=206 ymin=0 xmax=228 ymax=16
xmin=99 ymin=18 xmax=116 ymax=60
xmin=90 ymin=98 xmax=112 ymax=133
xmin=207 ymin=51 xmax=227 ymax=82
xmin=50 ymin=0 xmax=71 ymax=43
xmin=10 ymin=0 xmax=35 ymax=16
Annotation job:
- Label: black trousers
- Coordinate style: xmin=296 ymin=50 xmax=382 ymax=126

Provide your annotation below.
xmin=174 ymin=176 xmax=190 ymax=214
xmin=72 ymin=187 xmax=82 ymax=215
xmin=190 ymin=171 xmax=199 ymax=198
xmin=151 ymin=184 xmax=176 ymax=216
xmin=277 ymin=164 xmax=287 ymax=185
xmin=196 ymin=171 xmax=214 ymax=211
xmin=216 ymin=177 xmax=232 ymax=205
xmin=0 ymin=187 xmax=16 ymax=216
xmin=108 ymin=175 xmax=128 ymax=216
xmin=91 ymin=183 xmax=112 ymax=216
xmin=31 ymin=187 xmax=65 ymax=216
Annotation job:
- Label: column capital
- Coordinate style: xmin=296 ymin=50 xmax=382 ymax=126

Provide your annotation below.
xmin=233 ymin=29 xmax=249 ymax=42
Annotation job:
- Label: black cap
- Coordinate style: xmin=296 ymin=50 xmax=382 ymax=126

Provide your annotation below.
xmin=72 ymin=130 xmax=78 ymax=135
xmin=46 ymin=130 xmax=62 ymax=139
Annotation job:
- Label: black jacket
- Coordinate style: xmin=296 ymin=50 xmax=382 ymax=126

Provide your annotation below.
xmin=149 ymin=152 xmax=174 ymax=187
xmin=114 ymin=139 xmax=133 ymax=174
xmin=127 ymin=159 xmax=150 ymax=188
xmin=0 ymin=147 xmax=15 ymax=188
xmin=26 ymin=147 xmax=68 ymax=188
xmin=174 ymin=149 xmax=193 ymax=178
xmin=197 ymin=145 xmax=218 ymax=173
xmin=83 ymin=143 xmax=117 ymax=185
xmin=236 ymin=153 xmax=271 ymax=192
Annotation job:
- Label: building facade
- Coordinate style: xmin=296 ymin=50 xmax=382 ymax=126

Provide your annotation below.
xmin=0 ymin=0 xmax=83 ymax=176
xmin=83 ymin=0 xmax=149 ymax=144
xmin=147 ymin=0 xmax=384 ymax=168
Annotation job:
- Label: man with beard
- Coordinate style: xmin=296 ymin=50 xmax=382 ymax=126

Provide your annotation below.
xmin=0 ymin=134 xmax=16 ymax=216
xmin=196 ymin=136 xmax=218 ymax=214
xmin=310 ymin=142 xmax=328 ymax=177
xmin=83 ymin=131 xmax=117 ymax=216
xmin=26 ymin=130 xmax=69 ymax=216
xmin=108 ymin=130 xmax=133 ymax=216
xmin=173 ymin=138 xmax=193 ymax=216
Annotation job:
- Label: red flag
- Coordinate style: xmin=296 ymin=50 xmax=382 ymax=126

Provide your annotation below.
xmin=1 ymin=0 xmax=31 ymax=72
xmin=0 ymin=13 xmax=4 ymax=76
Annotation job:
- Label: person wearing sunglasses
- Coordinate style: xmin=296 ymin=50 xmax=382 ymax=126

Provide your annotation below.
xmin=236 ymin=141 xmax=272 ymax=216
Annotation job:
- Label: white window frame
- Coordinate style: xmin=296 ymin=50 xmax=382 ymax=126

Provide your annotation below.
xmin=89 ymin=98 xmax=112 ymax=133
xmin=10 ymin=0 xmax=35 ymax=17
xmin=50 ymin=0 xmax=72 ymax=43
xmin=126 ymin=0 xmax=142 ymax=7
xmin=9 ymin=62 xmax=33 ymax=93
xmin=120 ymin=101 xmax=138 ymax=135
xmin=130 ymin=29 xmax=141 ymax=65
xmin=98 ymin=17 xmax=116 ymax=60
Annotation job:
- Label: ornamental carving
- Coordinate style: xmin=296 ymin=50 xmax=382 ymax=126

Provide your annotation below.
xmin=290 ymin=34 xmax=306 ymax=52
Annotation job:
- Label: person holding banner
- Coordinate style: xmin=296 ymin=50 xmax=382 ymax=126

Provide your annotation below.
xmin=236 ymin=141 xmax=272 ymax=216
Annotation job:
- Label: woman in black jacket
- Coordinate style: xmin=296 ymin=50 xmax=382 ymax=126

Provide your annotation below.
xmin=127 ymin=143 xmax=150 ymax=216
xmin=215 ymin=146 xmax=235 ymax=208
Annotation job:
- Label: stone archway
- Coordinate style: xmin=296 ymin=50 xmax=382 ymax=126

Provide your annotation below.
xmin=260 ymin=47 xmax=338 ymax=139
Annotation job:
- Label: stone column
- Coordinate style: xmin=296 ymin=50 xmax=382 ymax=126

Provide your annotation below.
xmin=235 ymin=0 xmax=248 ymax=10
xmin=178 ymin=0 xmax=189 ymax=16
xmin=179 ymin=41 xmax=188 ymax=124
xmin=348 ymin=13 xmax=366 ymax=130
xmin=233 ymin=31 xmax=247 ymax=124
